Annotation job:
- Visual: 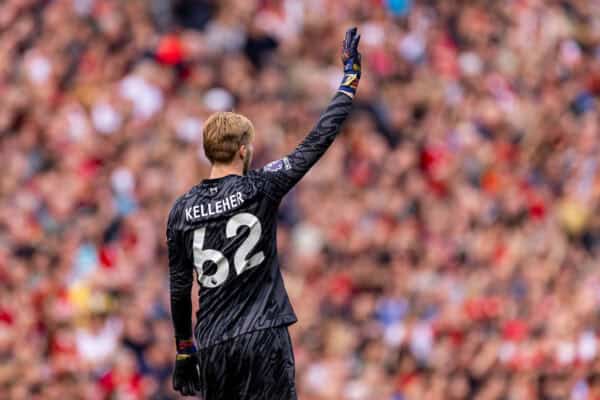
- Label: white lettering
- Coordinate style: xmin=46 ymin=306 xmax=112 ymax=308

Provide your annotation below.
xmin=188 ymin=192 xmax=245 ymax=221
xmin=223 ymin=196 xmax=230 ymax=211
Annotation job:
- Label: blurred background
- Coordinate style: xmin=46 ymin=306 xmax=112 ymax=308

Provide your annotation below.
xmin=4 ymin=0 xmax=600 ymax=399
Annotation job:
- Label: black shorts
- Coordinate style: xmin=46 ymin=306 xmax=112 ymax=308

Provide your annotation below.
xmin=196 ymin=326 xmax=297 ymax=400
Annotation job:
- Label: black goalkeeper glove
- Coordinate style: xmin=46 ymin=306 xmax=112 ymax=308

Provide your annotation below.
xmin=173 ymin=338 xmax=201 ymax=396
xmin=338 ymin=27 xmax=362 ymax=98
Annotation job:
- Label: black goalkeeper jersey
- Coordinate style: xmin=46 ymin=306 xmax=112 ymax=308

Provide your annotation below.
xmin=167 ymin=93 xmax=354 ymax=349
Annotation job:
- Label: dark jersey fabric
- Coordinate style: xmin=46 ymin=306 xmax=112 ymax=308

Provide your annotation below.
xmin=167 ymin=92 xmax=354 ymax=349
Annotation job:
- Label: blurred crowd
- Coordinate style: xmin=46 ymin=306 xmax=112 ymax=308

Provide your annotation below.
xmin=5 ymin=0 xmax=600 ymax=399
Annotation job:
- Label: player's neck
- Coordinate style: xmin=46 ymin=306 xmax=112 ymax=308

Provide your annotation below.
xmin=209 ymin=163 xmax=243 ymax=179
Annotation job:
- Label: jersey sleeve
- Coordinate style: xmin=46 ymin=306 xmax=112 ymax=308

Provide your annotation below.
xmin=166 ymin=204 xmax=194 ymax=341
xmin=254 ymin=92 xmax=354 ymax=200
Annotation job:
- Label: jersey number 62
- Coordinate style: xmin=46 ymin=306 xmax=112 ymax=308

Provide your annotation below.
xmin=192 ymin=213 xmax=265 ymax=288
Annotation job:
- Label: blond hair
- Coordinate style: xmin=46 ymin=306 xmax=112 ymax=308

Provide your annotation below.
xmin=202 ymin=112 xmax=255 ymax=164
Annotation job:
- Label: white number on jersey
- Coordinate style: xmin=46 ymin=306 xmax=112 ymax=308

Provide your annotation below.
xmin=192 ymin=212 xmax=265 ymax=288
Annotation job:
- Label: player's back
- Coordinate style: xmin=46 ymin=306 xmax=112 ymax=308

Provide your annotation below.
xmin=168 ymin=172 xmax=297 ymax=348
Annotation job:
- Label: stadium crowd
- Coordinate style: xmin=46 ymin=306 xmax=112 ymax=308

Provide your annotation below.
xmin=4 ymin=0 xmax=600 ymax=398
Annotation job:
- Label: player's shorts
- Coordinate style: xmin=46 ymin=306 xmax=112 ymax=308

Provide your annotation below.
xmin=196 ymin=326 xmax=297 ymax=400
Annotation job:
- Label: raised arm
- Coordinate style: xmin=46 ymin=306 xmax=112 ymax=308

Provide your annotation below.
xmin=256 ymin=28 xmax=362 ymax=200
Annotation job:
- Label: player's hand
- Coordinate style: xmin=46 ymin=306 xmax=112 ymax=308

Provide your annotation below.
xmin=339 ymin=27 xmax=361 ymax=98
xmin=173 ymin=353 xmax=201 ymax=396
xmin=173 ymin=338 xmax=200 ymax=396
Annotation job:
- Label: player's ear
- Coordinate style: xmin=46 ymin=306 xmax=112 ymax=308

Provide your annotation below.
xmin=239 ymin=144 xmax=247 ymax=160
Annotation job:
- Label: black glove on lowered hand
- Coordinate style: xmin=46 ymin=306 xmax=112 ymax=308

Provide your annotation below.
xmin=173 ymin=339 xmax=201 ymax=396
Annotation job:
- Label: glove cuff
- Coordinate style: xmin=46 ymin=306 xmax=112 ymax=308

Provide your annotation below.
xmin=339 ymin=59 xmax=361 ymax=98
xmin=176 ymin=338 xmax=197 ymax=355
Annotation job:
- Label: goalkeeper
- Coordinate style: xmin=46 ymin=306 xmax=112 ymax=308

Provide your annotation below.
xmin=168 ymin=27 xmax=361 ymax=399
